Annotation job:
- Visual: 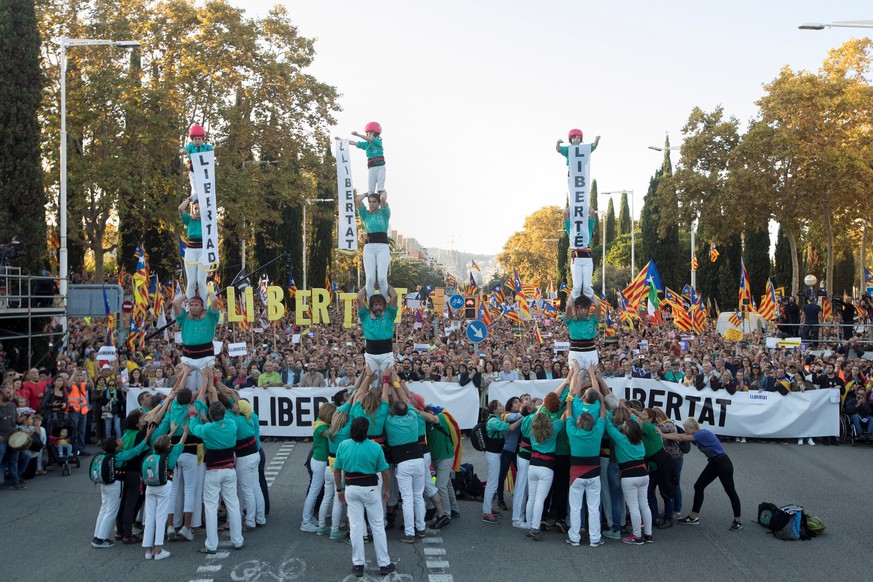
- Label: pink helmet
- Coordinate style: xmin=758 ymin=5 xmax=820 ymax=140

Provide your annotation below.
xmin=189 ymin=124 xmax=206 ymax=138
xmin=364 ymin=121 xmax=382 ymax=134
xmin=568 ymin=128 xmax=583 ymax=141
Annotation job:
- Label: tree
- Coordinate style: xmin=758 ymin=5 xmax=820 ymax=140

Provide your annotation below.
xmin=590 ymin=179 xmax=599 ymax=247
xmin=773 ymin=224 xmax=792 ymax=291
xmin=640 ymin=137 xmax=683 ymax=289
xmin=832 ymin=248 xmax=855 ymax=296
xmin=497 ymin=206 xmax=563 ymax=287
xmin=307 ymin=147 xmax=337 ymax=290
xmin=604 ymin=198 xmax=616 ymax=246
xmin=0 ymin=0 xmax=46 ymax=274
xmin=618 ymin=192 xmax=631 ymax=235
xmin=715 ymin=234 xmax=742 ymax=311
xmin=743 ymin=226 xmax=771 ymax=298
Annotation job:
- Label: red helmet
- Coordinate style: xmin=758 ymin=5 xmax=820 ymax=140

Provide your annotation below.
xmin=189 ymin=124 xmax=206 ymax=138
xmin=568 ymin=128 xmax=584 ymax=141
xmin=364 ymin=121 xmax=382 ymax=134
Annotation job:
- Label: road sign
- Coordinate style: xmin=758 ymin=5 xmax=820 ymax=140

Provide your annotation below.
xmin=68 ymin=284 xmax=124 ymax=317
xmin=449 ymin=294 xmax=464 ymax=310
xmin=122 ymin=299 xmax=134 ymax=313
xmin=466 ymin=319 xmax=487 ymax=343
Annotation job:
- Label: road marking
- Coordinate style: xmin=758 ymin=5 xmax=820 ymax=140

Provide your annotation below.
xmin=189 ymin=579 xmax=215 ymax=582
xmin=207 ymin=551 xmax=230 ymax=559
xmin=198 ymin=565 xmax=223 ymax=573
xmin=422 ymin=537 xmax=443 ymax=544
xmin=426 ymin=559 xmax=450 ymax=569
xmin=424 ymin=547 xmax=446 ymax=556
xmin=428 ymin=575 xmax=454 ymax=582
xmin=267 ymin=443 xmax=295 ymax=489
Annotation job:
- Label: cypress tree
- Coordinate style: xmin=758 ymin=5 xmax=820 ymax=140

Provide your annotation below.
xmin=307 ymin=147 xmax=337 ymax=290
xmin=743 ymin=226 xmax=770 ymax=298
xmin=589 ymin=179 xmax=599 ymax=247
xmin=832 ymin=248 xmax=855 ymax=296
xmin=773 ymin=224 xmax=792 ymax=291
xmin=605 ymin=198 xmax=616 ymax=246
xmin=0 ymin=0 xmax=46 ymax=274
xmin=640 ymin=141 xmax=683 ymax=291
xmin=618 ymin=192 xmax=631 ymax=235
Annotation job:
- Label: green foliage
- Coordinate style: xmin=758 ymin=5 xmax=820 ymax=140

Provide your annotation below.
xmin=589 ymin=179 xmax=600 ymax=245
xmin=618 ymin=192 xmax=631 ymax=235
xmin=388 ymin=257 xmax=445 ymax=292
xmin=605 ymin=231 xmax=638 ymax=267
xmin=604 ymin=198 xmax=616 ymax=245
xmin=592 ymin=264 xmax=632 ymax=300
xmin=641 ymin=144 xmax=683 ymax=290
xmin=0 ymin=0 xmax=46 ymax=274
xmin=832 ymin=248 xmax=855 ymax=296
xmin=497 ymin=206 xmax=563 ymax=288
xmin=773 ymin=225 xmax=792 ymax=290
xmin=743 ymin=227 xmax=771 ymax=298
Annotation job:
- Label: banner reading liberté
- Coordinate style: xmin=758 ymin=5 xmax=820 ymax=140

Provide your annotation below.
xmin=335 ymin=138 xmax=358 ymax=252
xmin=189 ymin=149 xmax=219 ymax=270
xmin=567 ymin=143 xmax=592 ymax=249
xmin=128 ymin=377 xmax=837 ymax=438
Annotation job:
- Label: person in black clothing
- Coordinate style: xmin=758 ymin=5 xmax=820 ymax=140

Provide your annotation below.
xmin=397 ymin=360 xmax=420 ymax=382
xmin=836 ymin=337 xmax=865 ymax=358
xmin=784 ymin=296 xmax=801 ymax=337
xmin=817 ymin=364 xmax=844 ymax=446
xmin=840 ymin=299 xmax=856 ymax=341
xmin=800 ymin=298 xmax=822 ymax=348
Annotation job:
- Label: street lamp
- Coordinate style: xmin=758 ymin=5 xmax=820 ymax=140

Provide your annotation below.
xmin=302 ymin=198 xmax=334 ymax=290
xmin=59 ymin=36 xmax=140 ymax=341
xmin=799 ymin=20 xmax=873 ymax=30
xmin=600 ymin=190 xmax=635 ymax=273
xmin=647 ymin=145 xmax=682 ymax=152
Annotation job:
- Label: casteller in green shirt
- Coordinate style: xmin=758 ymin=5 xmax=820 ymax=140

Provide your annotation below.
xmin=334 ymin=438 xmax=388 ymax=486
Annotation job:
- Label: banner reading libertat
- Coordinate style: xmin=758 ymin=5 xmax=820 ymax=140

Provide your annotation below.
xmin=567 ymin=143 xmax=592 ymax=249
xmin=335 ymin=138 xmax=358 ymax=252
xmin=189 ymin=149 xmax=219 ymax=270
xmin=488 ymin=378 xmax=839 ymax=438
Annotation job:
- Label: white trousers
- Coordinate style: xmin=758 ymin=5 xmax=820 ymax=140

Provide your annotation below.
xmin=422 ymin=452 xmax=438 ymax=500
xmin=346 ymin=485 xmax=390 ymax=568
xmin=172 ymin=453 xmax=205 ymax=527
xmin=569 ymin=476 xmax=602 ymax=544
xmin=184 ymin=246 xmax=209 ymax=302
xmin=621 ymin=475 xmax=653 ymax=537
xmin=364 ymin=352 xmax=395 ymax=386
xmin=204 ymin=468 xmax=244 ymax=551
xmin=363 ymin=242 xmax=390 ymax=299
xmin=94 ymin=481 xmax=121 ymax=540
xmin=302 ymin=458 xmax=327 ymax=526
xmin=481 ymin=451 xmax=501 ymax=515
xmin=236 ymin=452 xmax=265 ymax=527
xmin=571 ymin=256 xmax=594 ymax=300
xmin=568 ymin=350 xmax=599 ymax=371
xmin=318 ymin=464 xmax=346 ymax=530
xmin=525 ymin=465 xmax=553 ymax=531
xmin=512 ymin=456 xmax=530 ymax=523
xmin=395 ymin=458 xmax=426 ymax=536
xmin=143 ymin=482 xmax=173 ymax=548
xmin=367 ymin=166 xmax=386 ymax=195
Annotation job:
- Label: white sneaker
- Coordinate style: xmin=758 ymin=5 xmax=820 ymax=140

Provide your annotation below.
xmin=144 ymin=550 xmax=153 ymax=560
xmin=154 ymin=549 xmax=171 ymax=561
xmin=177 ymin=526 xmax=194 ymax=541
xmin=797 ymin=438 xmax=804 ymax=445
xmin=132 ymin=525 xmax=144 ymax=535
xmin=512 ymin=520 xmax=528 ymax=529
xmin=166 ymin=526 xmax=176 ymax=541
xmin=300 ymin=522 xmax=318 ymax=533
xmin=807 ymin=438 xmax=815 ymax=446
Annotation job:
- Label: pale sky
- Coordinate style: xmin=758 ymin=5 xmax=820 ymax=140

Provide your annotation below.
xmin=247 ymin=0 xmax=870 ymax=255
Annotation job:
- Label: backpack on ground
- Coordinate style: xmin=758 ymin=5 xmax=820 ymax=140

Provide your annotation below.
xmin=756 ymin=502 xmax=780 ymax=528
xmin=470 ymin=422 xmax=490 ymax=452
xmin=141 ymin=453 xmax=169 ymax=486
xmin=453 ymin=463 xmax=484 ymax=499
xmin=805 ymin=514 xmax=826 ymax=536
xmin=759 ymin=502 xmax=811 ymax=540
xmin=89 ymin=453 xmax=115 ymax=485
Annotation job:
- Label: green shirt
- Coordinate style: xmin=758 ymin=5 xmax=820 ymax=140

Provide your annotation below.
xmin=228 ymin=409 xmax=256 ymax=441
xmin=530 ymin=417 xmax=565 ymax=454
xmin=176 ymin=308 xmax=220 ymax=346
xmin=566 ymin=417 xmax=606 ymax=458
xmin=355 ymin=137 xmax=383 ymax=160
xmin=334 ymin=439 xmax=388 ymax=480
xmin=190 ymin=414 xmax=237 ymax=450
xmin=425 ymin=415 xmax=455 ymax=461
xmin=312 ymin=420 xmax=330 ymax=462
xmin=258 ymin=372 xmax=281 ymax=387
xmin=184 ymin=143 xmax=214 ymax=155
xmin=385 ymin=410 xmax=420 ymax=447
xmin=358 ymin=204 xmax=391 ymax=233
xmin=115 ymin=437 xmax=151 ymax=467
xmin=159 ymin=399 xmax=207 ymax=438
xmin=641 ymin=422 xmax=665 ymax=469
xmin=350 ymin=401 xmax=390 ymax=436
xmin=605 ymin=412 xmax=646 ymax=464
xmin=558 ymin=142 xmax=597 ymax=165
xmin=563 ymin=216 xmax=596 ymax=248
xmin=181 ymin=212 xmax=202 ymax=240
xmin=565 ymin=313 xmax=600 ymax=341
xmin=328 ymin=422 xmax=352 ymax=455
xmin=358 ymin=306 xmax=397 ymax=340
xmin=485 ymin=414 xmax=510 ymax=440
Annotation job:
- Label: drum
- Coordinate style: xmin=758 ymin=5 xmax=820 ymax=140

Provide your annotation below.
xmin=8 ymin=430 xmax=33 ymax=451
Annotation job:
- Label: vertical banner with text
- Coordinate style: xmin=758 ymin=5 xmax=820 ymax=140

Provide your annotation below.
xmin=335 ymin=139 xmax=358 ymax=251
xmin=190 ymin=150 xmax=219 ymax=270
xmin=567 ymin=144 xmax=592 ymax=249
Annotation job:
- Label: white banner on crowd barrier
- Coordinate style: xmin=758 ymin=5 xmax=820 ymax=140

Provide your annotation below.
xmin=567 ymin=144 xmax=592 ymax=249
xmin=189 ymin=150 xmax=219 ymax=270
xmin=487 ymin=378 xmax=839 ymax=438
xmin=335 ymin=139 xmax=358 ymax=252
xmin=127 ymin=381 xmax=480 ymax=437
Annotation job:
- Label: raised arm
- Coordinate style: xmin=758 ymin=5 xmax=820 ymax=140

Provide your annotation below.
xmin=356 ymin=288 xmax=368 ymax=310
xmin=380 ymin=189 xmax=388 ymax=208
xmin=355 ymin=193 xmax=368 ymax=208
xmin=178 ymin=197 xmax=190 ymax=216
xmin=173 ymin=292 xmax=186 ymax=316
xmin=386 ymin=285 xmax=398 ymax=309
xmin=593 ymin=295 xmax=602 ymax=321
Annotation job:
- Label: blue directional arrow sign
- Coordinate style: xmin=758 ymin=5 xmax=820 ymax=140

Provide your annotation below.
xmin=449 ymin=294 xmax=465 ymax=310
xmin=466 ymin=319 xmax=487 ymax=344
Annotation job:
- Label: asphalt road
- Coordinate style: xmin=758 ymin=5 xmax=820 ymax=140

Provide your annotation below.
xmin=3 ymin=437 xmax=870 ymax=582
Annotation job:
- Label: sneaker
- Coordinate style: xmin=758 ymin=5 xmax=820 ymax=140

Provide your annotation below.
xmin=233 ymin=543 xmax=246 ymax=550
xmin=300 ymin=523 xmax=318 ymax=533
xmin=678 ymin=516 xmax=700 ymax=525
xmin=807 ymin=438 xmax=815 ymax=446
xmin=330 ymin=530 xmax=349 ymax=540
xmin=316 ymin=526 xmax=330 ymax=536
xmin=451 ymin=510 xmax=461 ymax=519
xmin=166 ymin=526 xmax=176 ymax=541
xmin=425 ymin=508 xmax=437 ymax=522
xmin=132 ymin=525 xmax=144 ymax=535
xmin=590 ymin=539 xmax=605 ymax=548
xmin=527 ymin=528 xmax=542 ymax=541
xmin=144 ymin=549 xmax=154 ymax=560
xmin=497 ymin=500 xmax=508 ymax=511
xmin=415 ymin=529 xmax=427 ymax=538
xmin=400 ymin=535 xmax=415 ymax=544
xmin=797 ymin=438 xmax=804 ymax=445
xmin=729 ymin=520 xmax=744 ymax=532
xmin=656 ymin=520 xmax=674 ymax=529
xmin=511 ymin=520 xmax=528 ymax=530
xmin=565 ymin=537 xmax=580 ymax=547
xmin=603 ymin=529 xmax=621 ymax=540
xmin=92 ymin=539 xmax=115 ymax=548
xmin=199 ymin=547 xmax=217 ymax=554
xmin=643 ymin=534 xmax=654 ymax=544
xmin=482 ymin=513 xmax=499 ymax=524
xmin=353 ymin=565 xmax=364 ymax=578
xmin=433 ymin=515 xmax=451 ymax=529
xmin=154 ymin=549 xmax=171 ymax=561
xmin=11 ymin=482 xmax=26 ymax=490
xmin=673 ymin=512 xmax=683 ymax=520
xmin=177 ymin=526 xmax=194 ymax=541
xmin=554 ymin=519 xmax=567 ymax=534
xmin=621 ymin=534 xmax=644 ymax=545
xmin=379 ymin=564 xmax=396 ymax=576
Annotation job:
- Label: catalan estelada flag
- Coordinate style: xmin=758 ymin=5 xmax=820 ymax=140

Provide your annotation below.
xmin=710 ymin=242 xmax=719 ymax=263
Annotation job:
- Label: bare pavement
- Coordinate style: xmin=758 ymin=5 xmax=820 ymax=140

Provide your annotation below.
xmin=3 ymin=438 xmax=870 ymax=582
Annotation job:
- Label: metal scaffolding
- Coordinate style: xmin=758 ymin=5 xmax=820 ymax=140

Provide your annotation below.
xmin=0 ymin=266 xmax=66 ymax=370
